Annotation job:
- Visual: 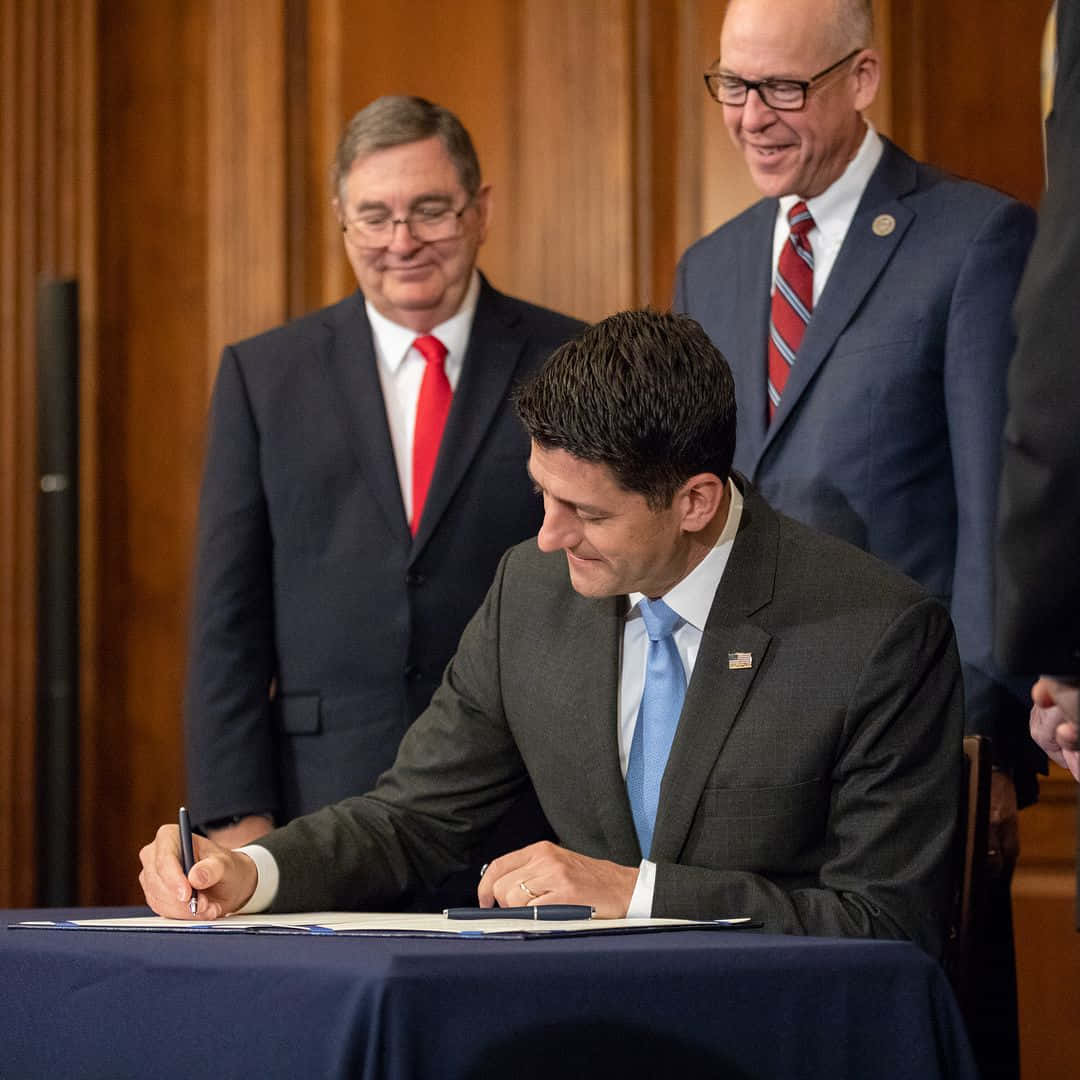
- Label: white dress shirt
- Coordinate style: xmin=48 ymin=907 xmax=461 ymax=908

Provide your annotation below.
xmin=771 ymin=123 xmax=884 ymax=304
xmin=622 ymin=482 xmax=743 ymax=915
xmin=366 ymin=269 xmax=480 ymax=521
xmin=238 ymin=481 xmax=746 ymax=917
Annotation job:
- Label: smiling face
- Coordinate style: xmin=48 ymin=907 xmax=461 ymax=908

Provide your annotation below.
xmin=529 ymin=443 xmax=711 ymax=600
xmin=336 ymin=135 xmax=491 ymax=332
xmin=719 ymin=0 xmax=879 ymax=199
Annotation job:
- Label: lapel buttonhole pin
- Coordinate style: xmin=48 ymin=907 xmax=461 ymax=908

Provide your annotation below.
xmin=728 ymin=651 xmax=753 ymax=670
xmin=872 ymin=214 xmax=896 ymax=237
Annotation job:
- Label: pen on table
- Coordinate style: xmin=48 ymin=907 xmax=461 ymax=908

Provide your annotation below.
xmin=178 ymin=806 xmax=197 ymax=915
xmin=444 ymin=905 xmax=594 ymax=921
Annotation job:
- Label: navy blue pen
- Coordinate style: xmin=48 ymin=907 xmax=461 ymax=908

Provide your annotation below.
xmin=444 ymin=905 xmax=594 ymax=921
xmin=178 ymin=806 xmax=197 ymax=915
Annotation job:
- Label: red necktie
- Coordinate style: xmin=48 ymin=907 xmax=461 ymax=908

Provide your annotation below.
xmin=410 ymin=334 xmax=451 ymax=534
xmin=767 ymin=201 xmax=815 ymax=423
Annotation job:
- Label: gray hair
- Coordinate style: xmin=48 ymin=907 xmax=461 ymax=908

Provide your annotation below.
xmin=330 ymin=95 xmax=482 ymax=204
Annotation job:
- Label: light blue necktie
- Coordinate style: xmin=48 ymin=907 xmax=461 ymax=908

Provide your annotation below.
xmin=625 ymin=597 xmax=686 ymax=858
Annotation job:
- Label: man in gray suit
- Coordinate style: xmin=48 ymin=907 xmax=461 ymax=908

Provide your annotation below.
xmin=141 ymin=310 xmax=961 ymax=957
xmin=675 ymin=2 xmax=1034 ymax=1070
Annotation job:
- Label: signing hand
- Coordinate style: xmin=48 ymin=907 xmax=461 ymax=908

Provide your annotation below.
xmin=477 ymin=841 xmax=638 ymax=918
xmin=138 ymin=824 xmax=258 ymax=919
xmin=1031 ymin=677 xmax=1080 ymax=782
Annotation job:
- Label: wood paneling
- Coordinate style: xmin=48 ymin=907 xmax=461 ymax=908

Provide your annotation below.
xmin=1015 ymin=766 xmax=1080 ymax=1080
xmin=206 ymin=0 xmax=289 ymax=382
xmin=890 ymin=0 xmax=1047 ymax=205
xmin=82 ymin=0 xmax=291 ymax=904
xmin=0 ymin=0 xmax=97 ymax=908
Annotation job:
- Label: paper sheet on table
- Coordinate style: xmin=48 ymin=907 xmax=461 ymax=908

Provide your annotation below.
xmin=11 ymin=911 xmax=759 ymax=939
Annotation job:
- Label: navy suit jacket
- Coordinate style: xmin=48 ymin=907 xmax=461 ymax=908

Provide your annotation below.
xmin=675 ymin=136 xmax=1040 ymax=797
xmin=184 ymin=275 xmax=584 ymax=828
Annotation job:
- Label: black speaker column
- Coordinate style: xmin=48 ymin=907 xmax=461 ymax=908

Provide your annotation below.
xmin=36 ymin=277 xmax=80 ymax=907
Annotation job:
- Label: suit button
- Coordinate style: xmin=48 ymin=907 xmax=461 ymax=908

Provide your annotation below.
xmin=405 ymin=572 xmax=426 ymax=587
xmin=404 ymin=664 xmax=420 ymax=681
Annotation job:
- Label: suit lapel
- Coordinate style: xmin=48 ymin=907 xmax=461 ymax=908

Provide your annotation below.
xmin=757 ymin=139 xmax=918 ymax=464
xmin=324 ymin=295 xmax=410 ymax=541
xmin=650 ymin=483 xmax=777 ymax=863
xmin=563 ymin=594 xmax=643 ymax=864
xmin=733 ymin=201 xmax=777 ymax=466
xmin=410 ymin=276 xmax=526 ymax=557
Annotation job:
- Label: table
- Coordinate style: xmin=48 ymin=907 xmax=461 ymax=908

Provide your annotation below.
xmin=0 ymin=908 xmax=977 ymax=1079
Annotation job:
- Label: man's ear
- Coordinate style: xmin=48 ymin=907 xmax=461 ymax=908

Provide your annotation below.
xmin=676 ymin=473 xmax=727 ymax=533
xmin=852 ymin=49 xmax=880 ymax=113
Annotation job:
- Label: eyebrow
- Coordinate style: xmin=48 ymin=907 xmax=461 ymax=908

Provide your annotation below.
xmin=526 ymin=465 xmax=610 ymax=518
xmin=349 ymin=192 xmax=455 ymax=214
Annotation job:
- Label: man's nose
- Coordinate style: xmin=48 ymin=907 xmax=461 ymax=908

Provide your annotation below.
xmin=536 ymin=502 xmax=581 ymax=553
xmin=386 ymin=219 xmax=423 ymax=254
xmin=740 ymin=87 xmax=777 ymax=130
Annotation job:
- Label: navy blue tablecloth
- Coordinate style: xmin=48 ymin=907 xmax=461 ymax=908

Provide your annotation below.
xmin=0 ymin=908 xmax=977 ymax=1079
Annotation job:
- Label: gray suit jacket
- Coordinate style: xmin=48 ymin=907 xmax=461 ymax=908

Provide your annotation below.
xmin=675 ymin=137 xmax=1039 ymax=800
xmin=260 ymin=484 xmax=963 ymax=957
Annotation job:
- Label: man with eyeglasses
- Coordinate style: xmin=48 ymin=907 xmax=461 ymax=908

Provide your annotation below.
xmin=674 ymin=2 xmax=1036 ymax=1076
xmin=184 ymin=96 xmax=583 ymax=904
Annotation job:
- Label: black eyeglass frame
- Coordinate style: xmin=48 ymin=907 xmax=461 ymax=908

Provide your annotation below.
xmin=703 ymin=48 xmax=863 ymax=111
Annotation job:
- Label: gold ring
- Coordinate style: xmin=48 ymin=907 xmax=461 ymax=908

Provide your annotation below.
xmin=518 ymin=880 xmax=540 ymax=899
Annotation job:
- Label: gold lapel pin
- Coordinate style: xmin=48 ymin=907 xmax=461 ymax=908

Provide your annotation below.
xmin=728 ymin=651 xmax=753 ymax=670
xmin=872 ymin=213 xmax=896 ymax=237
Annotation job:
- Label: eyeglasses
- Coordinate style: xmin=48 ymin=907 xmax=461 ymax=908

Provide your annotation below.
xmin=341 ymin=195 xmax=475 ymax=248
xmin=704 ymin=49 xmax=862 ymax=111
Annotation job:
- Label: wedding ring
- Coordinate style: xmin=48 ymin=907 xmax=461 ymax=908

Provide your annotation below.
xmin=518 ymin=880 xmax=540 ymax=899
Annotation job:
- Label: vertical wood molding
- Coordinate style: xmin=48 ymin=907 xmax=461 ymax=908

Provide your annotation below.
xmin=634 ymin=0 xmax=704 ymax=308
xmin=0 ymin=0 xmax=97 ymax=908
xmin=514 ymin=0 xmax=635 ymax=320
xmin=303 ymin=0 xmax=347 ymax=312
xmin=206 ymin=0 xmax=289 ymax=390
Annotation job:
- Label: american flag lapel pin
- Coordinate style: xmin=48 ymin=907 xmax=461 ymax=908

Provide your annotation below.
xmin=728 ymin=651 xmax=753 ymax=670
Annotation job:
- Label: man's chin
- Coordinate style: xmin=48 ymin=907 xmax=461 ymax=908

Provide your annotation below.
xmin=566 ymin=555 xmax=616 ymax=598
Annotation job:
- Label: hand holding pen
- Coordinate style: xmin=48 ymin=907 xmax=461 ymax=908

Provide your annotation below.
xmin=137 ymin=810 xmax=260 ymax=920
xmin=178 ymin=807 xmax=198 ymax=915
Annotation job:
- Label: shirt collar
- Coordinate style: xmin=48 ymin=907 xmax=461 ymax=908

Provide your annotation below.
xmin=366 ymin=269 xmax=481 ymax=375
xmin=627 ymin=480 xmax=744 ymax=632
xmin=778 ymin=122 xmax=883 ymax=249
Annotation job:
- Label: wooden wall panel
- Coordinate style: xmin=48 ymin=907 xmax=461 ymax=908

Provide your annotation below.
xmin=1014 ymin=768 xmax=1080 ymax=1079
xmin=88 ymin=0 xmax=214 ymax=904
xmin=514 ymin=0 xmax=636 ymax=320
xmin=890 ymin=0 xmax=1047 ymax=206
xmin=84 ymin=0 xmax=290 ymax=905
xmin=0 ymin=0 xmax=97 ymax=908
xmin=206 ymin=0 xmax=289 ymax=383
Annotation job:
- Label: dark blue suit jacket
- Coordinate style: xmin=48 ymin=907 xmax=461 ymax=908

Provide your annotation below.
xmin=675 ymin=136 xmax=1040 ymax=797
xmin=184 ymin=275 xmax=584 ymax=828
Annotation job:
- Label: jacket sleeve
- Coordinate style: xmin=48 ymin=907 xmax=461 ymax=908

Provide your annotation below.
xmin=184 ymin=346 xmax=279 ymax=826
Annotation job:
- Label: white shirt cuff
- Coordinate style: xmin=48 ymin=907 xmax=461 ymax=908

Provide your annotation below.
xmin=626 ymin=859 xmax=656 ymax=917
xmin=233 ymin=844 xmax=280 ymax=914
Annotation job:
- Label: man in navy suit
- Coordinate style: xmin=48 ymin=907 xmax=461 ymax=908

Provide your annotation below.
xmin=184 ymin=97 xmax=583 ymax=882
xmin=674 ymin=2 xmax=1035 ymax=1075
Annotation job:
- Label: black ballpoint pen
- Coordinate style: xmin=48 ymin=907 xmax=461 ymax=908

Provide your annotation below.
xmin=444 ymin=905 xmax=594 ymax=921
xmin=178 ymin=806 xmax=197 ymax=915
